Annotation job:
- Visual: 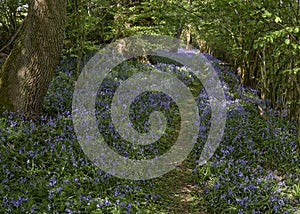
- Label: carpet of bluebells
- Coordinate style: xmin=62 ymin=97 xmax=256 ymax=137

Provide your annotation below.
xmin=0 ymin=52 xmax=299 ymax=213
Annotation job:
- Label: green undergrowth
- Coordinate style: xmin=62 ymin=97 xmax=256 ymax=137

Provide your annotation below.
xmin=0 ymin=59 xmax=299 ymax=213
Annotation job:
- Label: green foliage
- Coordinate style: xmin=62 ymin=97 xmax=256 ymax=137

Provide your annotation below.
xmin=191 ymin=63 xmax=299 ymax=214
xmin=1 ymin=56 xmax=299 ymax=213
xmin=190 ymin=0 xmax=300 ymax=121
xmin=0 ymin=0 xmax=27 ymax=50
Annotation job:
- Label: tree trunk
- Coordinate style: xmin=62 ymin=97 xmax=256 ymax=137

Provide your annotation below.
xmin=0 ymin=0 xmax=66 ymax=119
xmin=297 ymin=73 xmax=300 ymax=154
xmin=170 ymin=26 xmax=183 ymax=53
xmin=298 ymin=108 xmax=300 ymax=154
xmin=186 ymin=24 xmax=191 ymax=50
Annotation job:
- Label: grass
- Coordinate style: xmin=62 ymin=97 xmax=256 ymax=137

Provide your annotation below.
xmin=0 ymin=55 xmax=299 ymax=213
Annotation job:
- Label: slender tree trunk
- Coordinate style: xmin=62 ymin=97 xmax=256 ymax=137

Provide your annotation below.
xmin=298 ymin=108 xmax=300 ymax=154
xmin=0 ymin=0 xmax=66 ymax=119
xmin=297 ymin=73 xmax=300 ymax=154
xmin=186 ymin=24 xmax=191 ymax=50
xmin=170 ymin=26 xmax=183 ymax=53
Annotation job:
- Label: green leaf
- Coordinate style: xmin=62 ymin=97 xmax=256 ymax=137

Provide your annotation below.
xmin=269 ymin=36 xmax=273 ymax=43
xmin=262 ymin=10 xmax=272 ymax=18
xmin=275 ymin=16 xmax=281 ymax=23
xmin=285 ymin=38 xmax=290 ymax=45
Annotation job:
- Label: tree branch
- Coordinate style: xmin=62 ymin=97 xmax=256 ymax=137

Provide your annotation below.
xmin=0 ymin=20 xmax=24 ymax=54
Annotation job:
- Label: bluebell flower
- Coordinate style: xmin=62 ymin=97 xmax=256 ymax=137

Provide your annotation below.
xmin=213 ymin=182 xmax=220 ymax=189
xmin=126 ymin=203 xmax=132 ymax=209
xmin=278 ymin=199 xmax=285 ymax=207
xmin=65 ymin=208 xmax=73 ymax=213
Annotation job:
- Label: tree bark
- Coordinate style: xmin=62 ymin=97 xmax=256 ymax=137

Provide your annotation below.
xmin=0 ymin=0 xmax=66 ymax=119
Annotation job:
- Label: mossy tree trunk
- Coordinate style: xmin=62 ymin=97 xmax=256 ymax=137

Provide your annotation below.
xmin=0 ymin=0 xmax=66 ymax=119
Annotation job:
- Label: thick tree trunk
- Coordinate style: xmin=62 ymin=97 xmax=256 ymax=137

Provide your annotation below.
xmin=0 ymin=0 xmax=66 ymax=119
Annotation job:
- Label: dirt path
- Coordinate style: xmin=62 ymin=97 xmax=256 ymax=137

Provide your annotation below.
xmin=153 ymin=159 xmax=207 ymax=214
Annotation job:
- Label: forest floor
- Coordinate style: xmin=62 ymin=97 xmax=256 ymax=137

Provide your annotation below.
xmin=0 ymin=51 xmax=299 ymax=213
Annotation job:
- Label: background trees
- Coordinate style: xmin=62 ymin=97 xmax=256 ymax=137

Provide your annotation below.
xmin=191 ymin=0 xmax=300 ymax=150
